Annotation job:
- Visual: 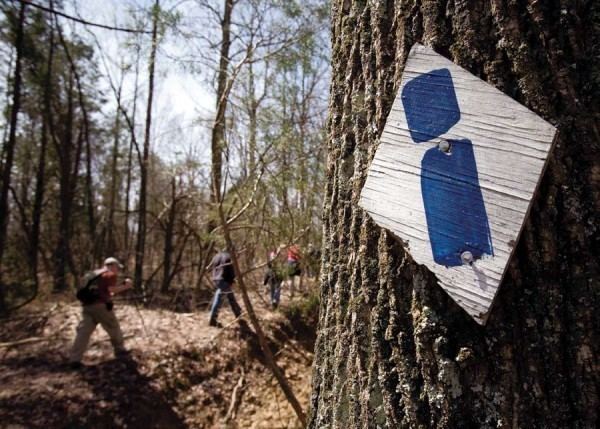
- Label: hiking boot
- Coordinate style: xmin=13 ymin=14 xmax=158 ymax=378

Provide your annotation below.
xmin=209 ymin=319 xmax=222 ymax=328
xmin=115 ymin=349 xmax=131 ymax=359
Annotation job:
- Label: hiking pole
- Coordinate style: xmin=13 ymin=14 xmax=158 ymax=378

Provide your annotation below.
xmin=121 ymin=276 xmax=151 ymax=339
xmin=130 ymin=290 xmax=151 ymax=339
xmin=112 ymin=295 xmax=151 ymax=337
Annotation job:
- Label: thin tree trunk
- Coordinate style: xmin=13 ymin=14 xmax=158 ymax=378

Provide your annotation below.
xmin=1 ymin=49 xmax=14 ymax=151
xmin=297 ymin=70 xmax=309 ymax=213
xmin=30 ymin=15 xmax=55 ymax=286
xmin=216 ymin=197 xmax=307 ymax=427
xmin=161 ymin=176 xmax=177 ymax=293
xmin=167 ymin=228 xmax=191 ymax=288
xmin=52 ymin=70 xmax=83 ymax=292
xmin=195 ymin=238 xmax=214 ymax=291
xmin=309 ymin=1 xmax=599 ymax=428
xmin=210 ymin=0 xmax=234 ymax=206
xmin=246 ymin=53 xmax=257 ymax=178
xmin=107 ymin=76 xmax=124 ymax=257
xmin=53 ymin=71 xmax=75 ymax=292
xmin=134 ymin=0 xmax=159 ymax=292
xmin=56 ymin=22 xmax=96 ymax=266
xmin=197 ymin=0 xmax=235 ymax=295
xmin=0 ymin=2 xmax=25 ymax=311
xmin=83 ymin=118 xmax=96 ymax=263
xmin=243 ymin=49 xmax=264 ymax=265
xmin=124 ymin=46 xmax=141 ymax=264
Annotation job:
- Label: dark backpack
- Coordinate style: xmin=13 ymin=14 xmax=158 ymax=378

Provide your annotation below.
xmin=76 ymin=268 xmax=107 ymax=305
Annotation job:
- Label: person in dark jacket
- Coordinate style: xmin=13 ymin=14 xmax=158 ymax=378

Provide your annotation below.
xmin=207 ymin=249 xmax=242 ymax=327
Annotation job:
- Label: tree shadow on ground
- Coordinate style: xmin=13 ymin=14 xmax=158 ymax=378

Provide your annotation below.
xmin=76 ymin=354 xmax=187 ymax=428
xmin=0 ymin=353 xmax=187 ymax=429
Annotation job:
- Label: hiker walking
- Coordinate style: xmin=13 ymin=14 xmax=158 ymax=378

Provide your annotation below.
xmin=69 ymin=257 xmax=132 ymax=368
xmin=286 ymin=244 xmax=302 ymax=297
xmin=264 ymin=250 xmax=283 ymax=309
xmin=207 ymin=249 xmax=242 ymax=327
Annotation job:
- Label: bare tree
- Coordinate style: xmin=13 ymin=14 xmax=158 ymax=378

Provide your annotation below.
xmin=29 ymin=5 xmax=55 ymax=287
xmin=161 ymin=175 xmax=178 ymax=293
xmin=106 ymin=71 xmax=125 ymax=257
xmin=124 ymin=49 xmax=140 ymax=262
xmin=51 ymin=68 xmax=83 ymax=292
xmin=56 ymin=17 xmax=97 ymax=268
xmin=134 ymin=0 xmax=160 ymax=292
xmin=210 ymin=0 xmax=235 ymax=209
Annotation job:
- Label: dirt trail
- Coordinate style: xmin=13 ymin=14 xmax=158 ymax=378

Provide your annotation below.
xmin=0 ymin=290 xmax=315 ymax=428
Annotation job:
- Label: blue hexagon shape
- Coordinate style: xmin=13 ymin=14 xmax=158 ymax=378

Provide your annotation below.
xmin=401 ymin=68 xmax=460 ymax=143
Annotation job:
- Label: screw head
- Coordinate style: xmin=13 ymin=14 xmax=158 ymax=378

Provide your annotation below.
xmin=461 ymin=251 xmax=473 ymax=265
xmin=438 ymin=139 xmax=451 ymax=154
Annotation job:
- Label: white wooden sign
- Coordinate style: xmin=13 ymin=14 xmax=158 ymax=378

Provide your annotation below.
xmin=359 ymin=44 xmax=557 ymax=324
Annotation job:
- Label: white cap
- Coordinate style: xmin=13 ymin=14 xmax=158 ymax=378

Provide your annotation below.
xmin=103 ymin=257 xmax=124 ymax=269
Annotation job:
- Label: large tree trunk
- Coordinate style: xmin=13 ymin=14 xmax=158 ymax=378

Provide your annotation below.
xmin=309 ymin=1 xmax=599 ymax=428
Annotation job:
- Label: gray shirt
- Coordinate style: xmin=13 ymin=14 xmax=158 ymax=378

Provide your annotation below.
xmin=208 ymin=251 xmax=235 ymax=283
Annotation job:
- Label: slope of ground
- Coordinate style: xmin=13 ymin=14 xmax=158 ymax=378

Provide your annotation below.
xmin=0 ymin=289 xmax=316 ymax=428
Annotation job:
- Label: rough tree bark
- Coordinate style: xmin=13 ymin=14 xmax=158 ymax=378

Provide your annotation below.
xmin=309 ymin=1 xmax=598 ymax=428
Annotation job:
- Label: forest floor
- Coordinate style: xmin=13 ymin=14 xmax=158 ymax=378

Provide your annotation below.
xmin=0 ymin=285 xmax=317 ymax=429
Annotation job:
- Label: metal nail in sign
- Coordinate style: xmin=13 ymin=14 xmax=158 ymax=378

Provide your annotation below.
xmin=359 ymin=44 xmax=557 ymax=324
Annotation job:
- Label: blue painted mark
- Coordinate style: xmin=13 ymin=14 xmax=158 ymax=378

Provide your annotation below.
xmin=402 ymin=68 xmax=460 ymax=143
xmin=421 ymin=139 xmax=493 ymax=266
xmin=401 ymin=68 xmax=494 ymax=267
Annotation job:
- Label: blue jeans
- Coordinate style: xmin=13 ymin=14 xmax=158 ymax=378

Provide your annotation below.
xmin=209 ymin=280 xmax=242 ymax=323
xmin=269 ymin=282 xmax=281 ymax=307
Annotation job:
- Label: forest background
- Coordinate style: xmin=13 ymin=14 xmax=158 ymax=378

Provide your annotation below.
xmin=0 ymin=0 xmax=330 ymax=312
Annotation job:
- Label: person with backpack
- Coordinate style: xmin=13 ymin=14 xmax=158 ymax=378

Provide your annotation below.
xmin=68 ymin=257 xmax=132 ymax=368
xmin=207 ymin=248 xmax=242 ymax=327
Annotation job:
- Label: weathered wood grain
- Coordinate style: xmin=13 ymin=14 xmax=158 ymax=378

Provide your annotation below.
xmin=359 ymin=44 xmax=557 ymax=324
